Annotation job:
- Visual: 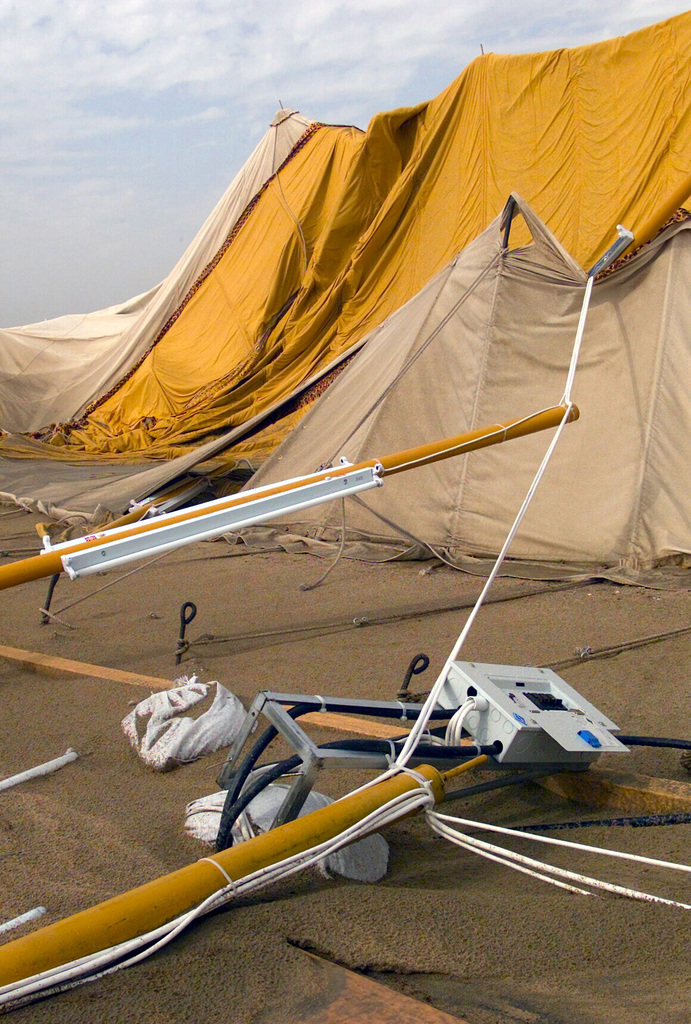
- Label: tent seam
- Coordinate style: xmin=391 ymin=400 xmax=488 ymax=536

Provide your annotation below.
xmin=449 ymin=248 xmax=503 ymax=546
xmin=324 ymin=258 xmax=498 ymax=466
xmin=624 ymin=234 xmax=678 ymax=566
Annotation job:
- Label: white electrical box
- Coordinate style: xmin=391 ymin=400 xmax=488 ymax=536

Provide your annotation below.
xmin=439 ymin=662 xmax=628 ymax=767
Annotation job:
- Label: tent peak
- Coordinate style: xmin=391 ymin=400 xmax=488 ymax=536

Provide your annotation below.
xmin=271 ymin=108 xmax=301 ymax=126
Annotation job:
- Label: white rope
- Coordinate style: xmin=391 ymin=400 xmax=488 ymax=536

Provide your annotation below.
xmin=430 ymin=824 xmax=594 ymax=896
xmin=562 ymin=275 xmax=593 ymax=404
xmin=199 ymin=857 xmax=235 ymax=888
xmin=391 ymin=399 xmax=576 ymax=771
xmin=388 ymin=272 xmax=595 ymax=769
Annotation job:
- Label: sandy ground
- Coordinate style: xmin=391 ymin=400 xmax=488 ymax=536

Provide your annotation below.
xmin=0 ymin=505 xmax=690 ymax=1023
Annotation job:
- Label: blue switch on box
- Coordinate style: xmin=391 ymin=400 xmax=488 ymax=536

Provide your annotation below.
xmin=578 ymin=729 xmax=601 ymax=748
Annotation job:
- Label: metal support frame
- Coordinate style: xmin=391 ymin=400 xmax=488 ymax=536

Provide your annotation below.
xmin=217 ymin=680 xmax=619 ymax=834
xmin=217 ymin=690 xmax=464 ymax=831
xmin=217 ymin=690 xmax=438 ymax=789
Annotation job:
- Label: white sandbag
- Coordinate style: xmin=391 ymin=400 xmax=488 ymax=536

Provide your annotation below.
xmin=185 ymin=789 xmax=227 ymax=842
xmin=184 ymin=784 xmax=389 ymax=882
xmin=122 ymin=677 xmax=246 ymax=771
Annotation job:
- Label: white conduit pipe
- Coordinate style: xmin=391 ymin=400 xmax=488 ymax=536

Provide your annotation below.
xmin=0 ymin=908 xmax=47 ymax=936
xmin=0 ymin=749 xmax=77 ymax=793
xmin=426 ymin=814 xmax=691 ymax=910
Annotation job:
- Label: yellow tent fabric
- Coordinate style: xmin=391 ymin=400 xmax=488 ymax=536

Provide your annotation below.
xmin=56 ymin=121 xmax=368 ymax=457
xmin=5 ymin=11 xmax=691 ymax=467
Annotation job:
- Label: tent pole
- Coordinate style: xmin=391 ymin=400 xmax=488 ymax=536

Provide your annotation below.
xmin=0 ymin=761 xmax=487 ymax=990
xmin=615 ymin=172 xmax=691 ymax=261
xmin=632 ymin=172 xmax=691 ymax=251
xmin=0 ymin=405 xmax=577 ymax=593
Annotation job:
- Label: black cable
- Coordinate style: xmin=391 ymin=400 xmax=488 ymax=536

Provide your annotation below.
xmin=618 ymin=735 xmax=691 ymax=751
xmin=305 ymin=738 xmax=501 ymax=759
xmin=218 ymin=701 xmax=453 ymax=793
xmin=219 ymin=703 xmax=314 ymax=813
xmin=443 ymin=771 xmax=549 ymax=803
xmin=216 ymin=753 xmax=303 ymax=851
xmin=218 ymin=726 xmax=691 ymax=849
xmin=40 ymin=573 xmax=60 ymax=625
xmin=514 ymin=812 xmax=691 ymax=832
xmin=440 ymin=737 xmax=691 ymax=807
xmin=215 ymin=738 xmax=501 ymax=851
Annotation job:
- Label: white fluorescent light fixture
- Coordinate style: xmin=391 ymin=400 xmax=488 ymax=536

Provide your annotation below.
xmin=56 ymin=465 xmax=382 ymax=579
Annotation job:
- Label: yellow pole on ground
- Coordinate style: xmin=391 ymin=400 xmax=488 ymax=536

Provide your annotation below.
xmin=0 ymin=757 xmax=486 ymax=988
xmin=0 ymin=406 xmax=577 ymax=594
xmin=97 ymin=501 xmax=155 ymax=530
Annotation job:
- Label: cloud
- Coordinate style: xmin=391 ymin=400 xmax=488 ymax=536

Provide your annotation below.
xmin=2 ymin=3 xmax=687 ymax=147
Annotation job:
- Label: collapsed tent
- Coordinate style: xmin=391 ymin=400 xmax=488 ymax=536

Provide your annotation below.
xmin=0 ymin=12 xmax=689 ymax=573
xmin=0 ymin=114 xmax=368 ymax=455
xmin=243 ymin=194 xmax=691 ymax=571
xmin=0 ymin=109 xmax=315 ymax=433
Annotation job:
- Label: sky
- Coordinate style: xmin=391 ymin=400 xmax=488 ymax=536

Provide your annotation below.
xmin=0 ymin=0 xmax=686 ymax=327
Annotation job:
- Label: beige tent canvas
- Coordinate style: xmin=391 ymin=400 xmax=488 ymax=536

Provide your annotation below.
xmin=241 ymin=195 xmax=691 ymax=573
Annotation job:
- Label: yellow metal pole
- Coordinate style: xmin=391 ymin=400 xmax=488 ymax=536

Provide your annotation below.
xmin=377 ymin=405 xmax=577 ymax=476
xmin=0 ymin=405 xmax=577 ymax=594
xmin=622 ymin=172 xmax=691 ymax=257
xmin=0 ymin=505 xmax=156 ymax=590
xmin=99 ymin=501 xmax=155 ymax=530
xmin=0 ymin=548 xmax=66 ymax=591
xmin=0 ymin=762 xmax=468 ymax=987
